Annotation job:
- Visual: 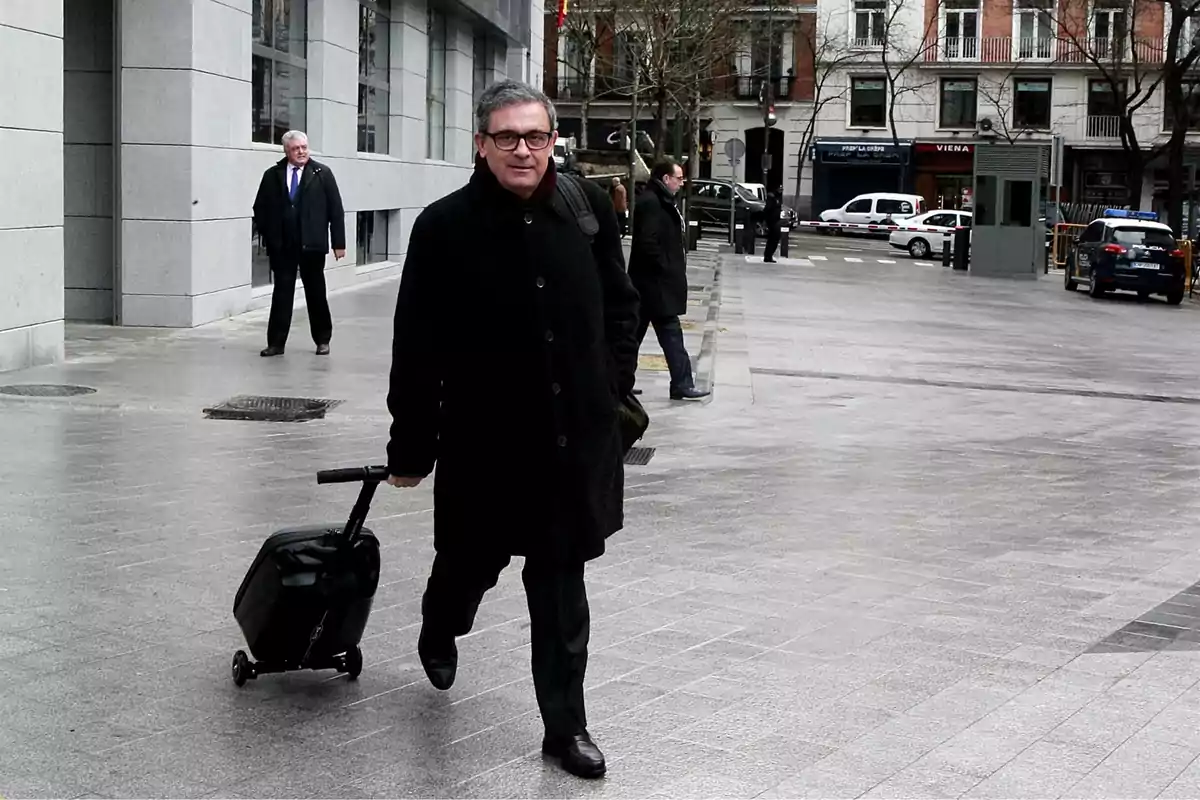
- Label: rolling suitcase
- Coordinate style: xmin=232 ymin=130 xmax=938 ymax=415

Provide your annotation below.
xmin=230 ymin=465 xmax=387 ymax=686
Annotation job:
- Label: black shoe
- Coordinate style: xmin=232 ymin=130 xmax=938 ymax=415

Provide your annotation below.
xmin=632 ymin=388 xmax=643 ymax=396
xmin=315 ymin=344 xmax=330 ymax=355
xmin=670 ymin=387 xmax=710 ymax=401
xmin=543 ymin=732 xmax=606 ymax=779
xmin=417 ymin=627 xmax=457 ymax=691
xmin=260 ymin=346 xmax=285 ymax=357
xmin=764 ymin=258 xmax=777 ymax=263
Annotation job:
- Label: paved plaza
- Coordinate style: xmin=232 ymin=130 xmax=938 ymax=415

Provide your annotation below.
xmin=5 ymin=236 xmax=1200 ymax=798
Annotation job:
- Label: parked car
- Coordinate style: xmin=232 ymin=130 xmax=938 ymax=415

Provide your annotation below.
xmin=687 ymin=179 xmax=797 ymax=236
xmin=888 ymin=209 xmax=973 ymax=259
xmin=1064 ymin=209 xmax=1186 ymax=304
xmin=819 ymin=192 xmax=926 ymax=234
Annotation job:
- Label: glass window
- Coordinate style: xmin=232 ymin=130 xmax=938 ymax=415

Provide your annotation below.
xmin=1002 ymin=180 xmax=1033 ymax=226
xmin=1112 ymin=227 xmax=1176 ymax=247
xmin=252 ymin=0 xmax=308 ymax=145
xmin=940 ymin=78 xmax=977 ymax=129
xmin=853 ymin=0 xmax=885 ymax=46
xmin=1165 ymin=80 xmax=1200 ymax=131
xmin=473 ymin=32 xmax=490 ymax=111
xmin=845 ymin=198 xmax=872 ymax=213
xmin=356 ymin=211 xmax=390 ymax=266
xmin=975 ymin=175 xmax=996 ymax=225
xmin=877 ymin=199 xmax=912 ymax=214
xmin=426 ymin=8 xmax=448 ymax=160
xmin=358 ymin=1 xmax=391 ymax=154
xmin=1013 ymin=78 xmax=1051 ymax=129
xmin=850 ymin=77 xmax=886 ymax=127
xmin=1080 ymin=221 xmax=1105 ymax=242
xmin=251 ymin=222 xmax=272 ymax=287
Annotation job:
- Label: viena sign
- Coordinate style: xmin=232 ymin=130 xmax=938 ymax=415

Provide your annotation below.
xmin=915 ymin=143 xmax=975 ymax=154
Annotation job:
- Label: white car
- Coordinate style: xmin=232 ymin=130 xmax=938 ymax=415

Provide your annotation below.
xmin=819 ymin=192 xmax=926 ymax=227
xmin=889 ymin=209 xmax=973 ymax=259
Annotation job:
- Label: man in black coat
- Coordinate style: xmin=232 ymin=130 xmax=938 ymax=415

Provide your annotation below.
xmin=384 ymin=80 xmax=640 ymax=780
xmin=762 ymin=190 xmax=783 ymax=263
xmin=628 ymin=159 xmax=709 ymax=400
xmin=251 ymin=130 xmax=346 ymax=357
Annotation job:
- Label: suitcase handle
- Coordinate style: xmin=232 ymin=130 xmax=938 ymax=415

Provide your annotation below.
xmin=317 ymin=466 xmax=389 ymax=485
xmin=316 ymin=465 xmax=388 ymax=545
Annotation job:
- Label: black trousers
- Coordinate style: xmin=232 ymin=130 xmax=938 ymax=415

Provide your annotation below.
xmin=763 ymin=227 xmax=781 ymax=261
xmin=422 ymin=551 xmax=589 ymax=739
xmin=636 ymin=314 xmax=695 ymax=393
xmin=616 ymin=212 xmax=628 ymax=237
xmin=266 ymin=251 xmax=332 ymax=348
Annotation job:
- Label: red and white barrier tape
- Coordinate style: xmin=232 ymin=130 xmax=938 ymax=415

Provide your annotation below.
xmin=793 ymin=220 xmax=950 ymax=233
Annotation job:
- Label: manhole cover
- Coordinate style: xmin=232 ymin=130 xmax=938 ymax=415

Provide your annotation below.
xmin=203 ymin=395 xmax=342 ymax=422
xmin=0 ymin=384 xmax=96 ymax=397
xmin=624 ymin=446 xmax=656 ymax=466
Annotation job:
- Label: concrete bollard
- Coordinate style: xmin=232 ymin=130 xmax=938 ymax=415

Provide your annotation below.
xmin=734 ymin=223 xmax=745 ymax=254
xmin=942 ymin=232 xmax=952 ymax=267
xmin=687 ymin=220 xmax=700 ymax=251
xmin=743 ymin=224 xmax=756 ymax=256
xmin=780 ymin=227 xmax=790 ymax=257
xmin=952 ymin=227 xmax=970 ymax=271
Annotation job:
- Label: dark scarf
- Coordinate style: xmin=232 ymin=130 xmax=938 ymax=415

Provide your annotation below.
xmin=470 ymin=154 xmax=558 ymax=208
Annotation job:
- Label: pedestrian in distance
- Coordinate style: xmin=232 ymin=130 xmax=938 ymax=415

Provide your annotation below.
xmin=384 ymin=79 xmax=641 ymax=780
xmin=611 ymin=176 xmax=628 ymax=237
xmin=628 ymin=158 xmax=710 ymax=400
xmin=762 ymin=190 xmax=783 ymax=263
xmin=252 ymin=130 xmax=346 ymax=358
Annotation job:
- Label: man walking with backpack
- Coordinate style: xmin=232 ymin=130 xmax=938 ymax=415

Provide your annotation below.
xmin=384 ymin=80 xmax=640 ymax=779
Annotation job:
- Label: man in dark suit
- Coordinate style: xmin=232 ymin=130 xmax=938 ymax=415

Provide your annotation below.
xmin=252 ymin=130 xmax=346 ymax=357
xmin=628 ymin=158 xmax=709 ymax=400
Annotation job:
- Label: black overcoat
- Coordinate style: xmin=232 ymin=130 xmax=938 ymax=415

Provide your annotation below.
xmin=252 ymin=157 xmax=347 ymax=255
xmin=385 ymin=162 xmax=641 ymax=565
xmin=628 ymin=180 xmax=688 ymax=318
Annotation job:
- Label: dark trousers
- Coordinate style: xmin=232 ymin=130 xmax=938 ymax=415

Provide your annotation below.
xmin=266 ymin=251 xmax=332 ymax=348
xmin=763 ymin=227 xmax=781 ymax=261
xmin=636 ymin=314 xmax=694 ymax=393
xmin=422 ymin=551 xmax=589 ymax=739
xmin=616 ymin=212 xmax=628 ymax=237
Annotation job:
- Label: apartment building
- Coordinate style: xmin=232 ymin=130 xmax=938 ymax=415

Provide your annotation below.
xmin=1 ymin=0 xmax=543 ymax=373
xmin=543 ymin=0 xmax=1200 ymax=220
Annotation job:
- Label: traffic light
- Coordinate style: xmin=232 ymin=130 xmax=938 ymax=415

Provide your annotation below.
xmin=759 ymin=79 xmax=777 ymax=127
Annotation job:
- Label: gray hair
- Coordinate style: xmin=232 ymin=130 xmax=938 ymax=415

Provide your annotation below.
xmin=281 ymin=130 xmax=308 ymax=148
xmin=475 ymin=80 xmax=557 ymax=134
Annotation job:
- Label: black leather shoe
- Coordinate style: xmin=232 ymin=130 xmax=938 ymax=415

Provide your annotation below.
xmin=260 ymin=346 xmax=284 ymax=357
xmin=417 ymin=627 xmax=457 ymax=691
xmin=315 ymin=344 xmax=330 ymax=355
xmin=543 ymin=732 xmax=606 ymax=779
xmin=670 ymin=387 xmax=710 ymax=401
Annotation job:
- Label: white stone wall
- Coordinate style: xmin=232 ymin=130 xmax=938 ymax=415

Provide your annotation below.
xmin=0 ymin=2 xmax=65 ymax=371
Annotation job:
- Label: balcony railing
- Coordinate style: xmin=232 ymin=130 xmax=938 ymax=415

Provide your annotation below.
xmin=920 ymin=35 xmax=1165 ymax=65
xmin=1086 ymin=114 xmax=1123 ymax=138
xmin=554 ymin=75 xmax=638 ymax=102
xmin=1055 ymin=37 xmax=1165 ymax=64
xmin=733 ymin=75 xmax=796 ymax=101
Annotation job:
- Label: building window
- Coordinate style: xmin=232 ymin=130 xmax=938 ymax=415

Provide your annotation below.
xmin=426 ymin=8 xmax=448 ymax=160
xmin=1165 ymin=80 xmax=1200 ymax=130
xmin=1092 ymin=0 xmax=1128 ymax=59
xmin=1013 ymin=78 xmax=1051 ymax=129
xmin=473 ymin=31 xmax=490 ymax=110
xmin=1014 ymin=0 xmax=1054 ymax=59
xmin=942 ymin=0 xmax=979 ymax=60
xmin=850 ymin=77 xmax=886 ymax=127
xmin=852 ymin=0 xmax=885 ymax=48
xmin=939 ymin=78 xmax=977 ymax=129
xmin=356 ymin=211 xmax=390 ymax=266
xmin=252 ymin=0 xmax=308 ymax=145
xmin=358 ymin=0 xmax=391 ymax=153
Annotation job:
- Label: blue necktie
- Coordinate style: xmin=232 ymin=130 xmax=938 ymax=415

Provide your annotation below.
xmin=289 ymin=167 xmax=299 ymax=201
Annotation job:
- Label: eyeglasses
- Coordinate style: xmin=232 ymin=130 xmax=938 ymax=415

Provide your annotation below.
xmin=485 ymin=131 xmax=552 ymax=151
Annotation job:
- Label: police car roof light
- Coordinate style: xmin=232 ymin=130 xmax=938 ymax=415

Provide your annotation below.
xmin=1102 ymin=208 xmax=1159 ymax=221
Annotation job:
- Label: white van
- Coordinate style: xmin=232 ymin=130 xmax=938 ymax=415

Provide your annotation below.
xmin=819 ymin=193 xmax=926 ymax=226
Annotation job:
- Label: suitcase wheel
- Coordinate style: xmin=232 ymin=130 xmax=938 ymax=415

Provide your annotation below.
xmin=343 ymin=646 xmax=363 ymax=680
xmin=231 ymin=650 xmax=255 ymax=686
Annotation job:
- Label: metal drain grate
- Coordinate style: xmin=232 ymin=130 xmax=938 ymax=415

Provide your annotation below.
xmin=0 ymin=384 xmax=96 ymax=397
xmin=624 ymin=446 xmax=656 ymax=466
xmin=203 ymin=395 xmax=343 ymax=422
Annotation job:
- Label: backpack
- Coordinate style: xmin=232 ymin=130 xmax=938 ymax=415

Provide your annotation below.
xmin=553 ymin=174 xmax=649 ymax=453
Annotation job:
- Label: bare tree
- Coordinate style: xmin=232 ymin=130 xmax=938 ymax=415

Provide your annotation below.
xmin=873 ymin=0 xmax=943 ymax=185
xmin=555 ymin=0 xmax=623 ymax=149
xmin=792 ymin=9 xmax=862 ymax=212
xmin=618 ymin=0 xmax=744 ymax=160
xmin=975 ymin=64 xmax=1048 ymax=144
xmin=1051 ymin=0 xmax=1168 ymax=208
xmin=1160 ymin=0 xmax=1200 ymax=233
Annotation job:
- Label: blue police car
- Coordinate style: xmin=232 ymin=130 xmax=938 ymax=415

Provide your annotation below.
xmin=1064 ymin=209 xmax=1187 ymax=305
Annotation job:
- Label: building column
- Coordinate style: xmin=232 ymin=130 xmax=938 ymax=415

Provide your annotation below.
xmin=308 ymin=0 xmax=358 ymax=158
xmin=117 ymin=0 xmax=253 ymax=328
xmin=0 ymin=3 xmax=65 ymax=371
xmin=445 ymin=17 xmax=476 ymax=166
